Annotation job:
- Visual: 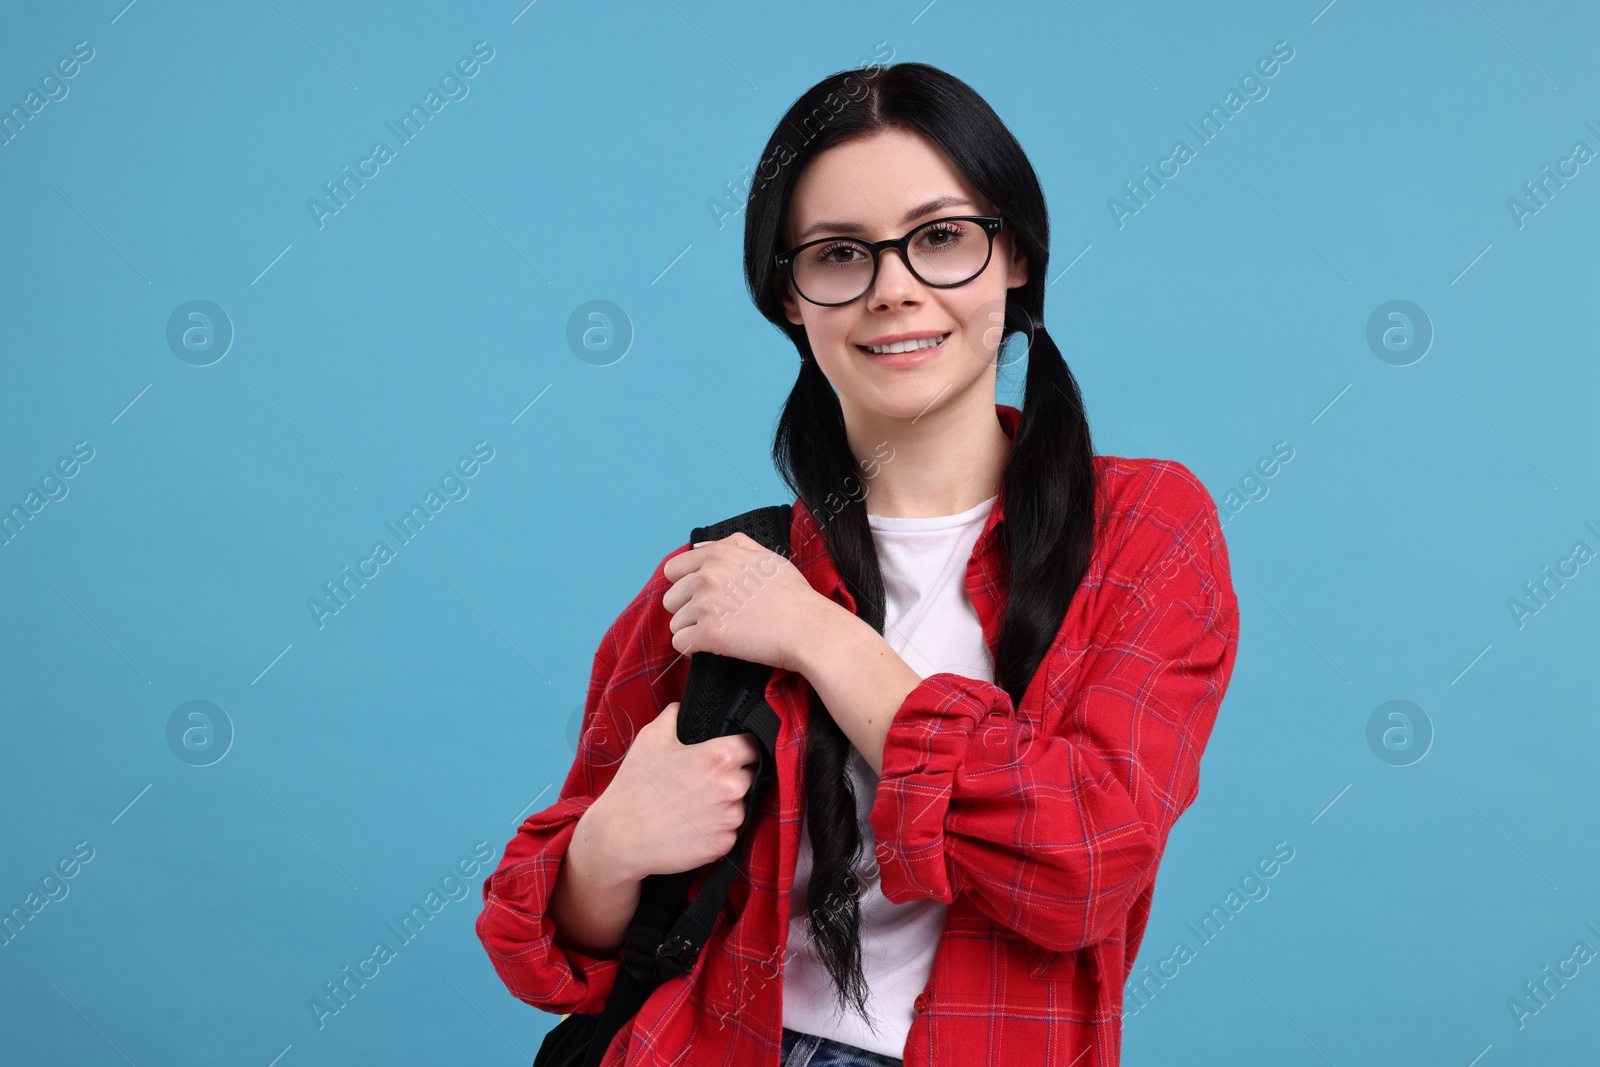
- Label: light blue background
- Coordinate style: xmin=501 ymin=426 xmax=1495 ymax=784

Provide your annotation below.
xmin=2 ymin=1 xmax=1596 ymax=1063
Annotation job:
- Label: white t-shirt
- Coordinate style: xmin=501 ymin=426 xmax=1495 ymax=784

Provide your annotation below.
xmin=782 ymin=493 xmax=998 ymax=1058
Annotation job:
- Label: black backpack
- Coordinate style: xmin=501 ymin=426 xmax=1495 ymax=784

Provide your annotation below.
xmin=532 ymin=503 xmax=794 ymax=1067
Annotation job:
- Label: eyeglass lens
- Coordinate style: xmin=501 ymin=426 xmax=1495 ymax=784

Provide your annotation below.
xmin=791 ymin=219 xmax=992 ymax=304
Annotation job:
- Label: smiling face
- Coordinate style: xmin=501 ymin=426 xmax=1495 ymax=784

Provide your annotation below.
xmin=777 ymin=127 xmax=1029 ymax=428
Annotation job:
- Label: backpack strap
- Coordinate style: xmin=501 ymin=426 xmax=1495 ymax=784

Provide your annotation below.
xmin=580 ymin=503 xmax=792 ymax=1067
xmin=673 ymin=503 xmax=793 ymax=747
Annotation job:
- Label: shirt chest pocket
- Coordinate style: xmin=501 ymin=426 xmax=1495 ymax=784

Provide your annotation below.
xmin=1026 ymin=940 xmax=1082 ymax=983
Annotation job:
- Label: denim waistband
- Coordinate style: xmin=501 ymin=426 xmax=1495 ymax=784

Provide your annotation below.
xmin=780 ymin=1026 xmax=905 ymax=1067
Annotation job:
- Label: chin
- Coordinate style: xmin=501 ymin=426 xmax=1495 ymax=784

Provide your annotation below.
xmin=861 ymin=390 xmax=956 ymax=423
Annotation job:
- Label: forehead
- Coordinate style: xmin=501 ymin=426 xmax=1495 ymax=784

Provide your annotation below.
xmin=784 ymin=128 xmax=991 ymax=243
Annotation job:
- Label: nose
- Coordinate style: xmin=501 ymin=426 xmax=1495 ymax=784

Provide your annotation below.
xmin=867 ymin=246 xmax=922 ymax=308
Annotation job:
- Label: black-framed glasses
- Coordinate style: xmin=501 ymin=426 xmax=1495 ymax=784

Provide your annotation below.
xmin=774 ymin=215 xmax=1005 ymax=307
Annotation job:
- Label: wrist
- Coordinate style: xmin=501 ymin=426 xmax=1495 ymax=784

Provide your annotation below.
xmin=793 ymin=594 xmax=856 ymax=677
xmin=573 ymin=798 xmax=641 ymax=887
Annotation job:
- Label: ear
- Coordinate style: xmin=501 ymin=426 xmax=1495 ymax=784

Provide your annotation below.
xmin=777 ymin=275 xmax=804 ymax=327
xmin=1005 ymin=235 xmax=1030 ymax=290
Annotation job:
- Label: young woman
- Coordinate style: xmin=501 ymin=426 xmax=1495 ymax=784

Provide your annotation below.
xmin=477 ymin=62 xmax=1240 ymax=1067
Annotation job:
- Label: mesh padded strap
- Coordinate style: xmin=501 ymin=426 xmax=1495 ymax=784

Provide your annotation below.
xmin=576 ymin=504 xmax=790 ymax=1066
xmin=676 ymin=504 xmax=793 ymax=746
xmin=655 ymin=701 xmax=780 ymax=975
xmin=690 ymin=503 xmax=792 ymax=559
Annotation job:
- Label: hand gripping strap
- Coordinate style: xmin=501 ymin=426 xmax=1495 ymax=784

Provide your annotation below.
xmin=574 ymin=503 xmax=790 ymax=1067
xmin=674 ymin=504 xmax=793 ymax=747
xmin=581 ymin=703 xmax=781 ymax=1067
xmin=655 ymin=699 xmax=779 ymax=976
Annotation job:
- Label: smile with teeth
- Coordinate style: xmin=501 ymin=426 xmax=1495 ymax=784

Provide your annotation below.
xmin=860 ymin=332 xmax=951 ymax=355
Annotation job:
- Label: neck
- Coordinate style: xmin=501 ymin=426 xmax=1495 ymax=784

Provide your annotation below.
xmin=844 ymin=395 xmax=1012 ymax=518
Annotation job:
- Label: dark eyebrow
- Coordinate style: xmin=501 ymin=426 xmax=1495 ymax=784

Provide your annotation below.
xmin=793 ymin=195 xmax=976 ymax=244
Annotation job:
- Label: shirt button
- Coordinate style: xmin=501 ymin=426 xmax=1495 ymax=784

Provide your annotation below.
xmin=913 ymin=993 xmax=928 ymax=1012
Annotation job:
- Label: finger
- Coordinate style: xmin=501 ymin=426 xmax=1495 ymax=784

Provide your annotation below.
xmin=666 ymin=601 xmax=698 ymax=635
xmin=662 ymin=565 xmax=714 ymax=616
xmin=655 ymin=701 xmax=693 ymax=748
xmin=714 ymin=733 xmax=762 ymax=767
xmin=669 ymin=623 xmax=697 ymax=658
xmin=662 ymin=543 xmax=708 ymax=582
xmin=661 ymin=575 xmax=688 ymax=615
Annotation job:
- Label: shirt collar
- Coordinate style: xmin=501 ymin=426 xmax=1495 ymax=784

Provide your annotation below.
xmin=791 ymin=402 xmax=1019 ymax=615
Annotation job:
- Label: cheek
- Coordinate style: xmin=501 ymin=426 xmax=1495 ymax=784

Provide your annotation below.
xmin=805 ymin=315 xmax=861 ymax=369
xmin=947 ymin=292 xmax=1009 ymax=362
xmin=809 ymin=346 xmax=851 ymax=391
xmin=814 ymin=308 xmax=857 ymax=345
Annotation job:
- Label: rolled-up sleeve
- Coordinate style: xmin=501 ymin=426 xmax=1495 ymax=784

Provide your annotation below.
xmin=867 ymin=461 xmax=1239 ymax=954
xmin=477 ymin=794 xmax=624 ymax=1014
xmin=475 ymin=548 xmax=689 ymax=1014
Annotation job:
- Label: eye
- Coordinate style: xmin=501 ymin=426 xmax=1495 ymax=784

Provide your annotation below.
xmin=915 ymin=223 xmax=968 ymax=252
xmin=810 ymin=241 xmax=867 ymax=267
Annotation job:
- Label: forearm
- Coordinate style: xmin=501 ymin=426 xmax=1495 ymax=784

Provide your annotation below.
xmin=794 ymin=599 xmax=924 ymax=776
xmin=548 ymin=804 xmax=643 ymax=958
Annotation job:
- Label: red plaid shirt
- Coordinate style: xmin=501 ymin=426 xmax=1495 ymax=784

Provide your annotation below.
xmin=477 ymin=403 xmax=1240 ymax=1066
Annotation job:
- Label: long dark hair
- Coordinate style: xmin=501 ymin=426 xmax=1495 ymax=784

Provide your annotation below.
xmin=742 ymin=62 xmax=1097 ymax=1024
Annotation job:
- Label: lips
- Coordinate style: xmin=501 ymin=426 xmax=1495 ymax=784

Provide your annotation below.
xmin=856 ymin=331 xmax=952 ymax=354
xmin=856 ymin=332 xmax=951 ymax=367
